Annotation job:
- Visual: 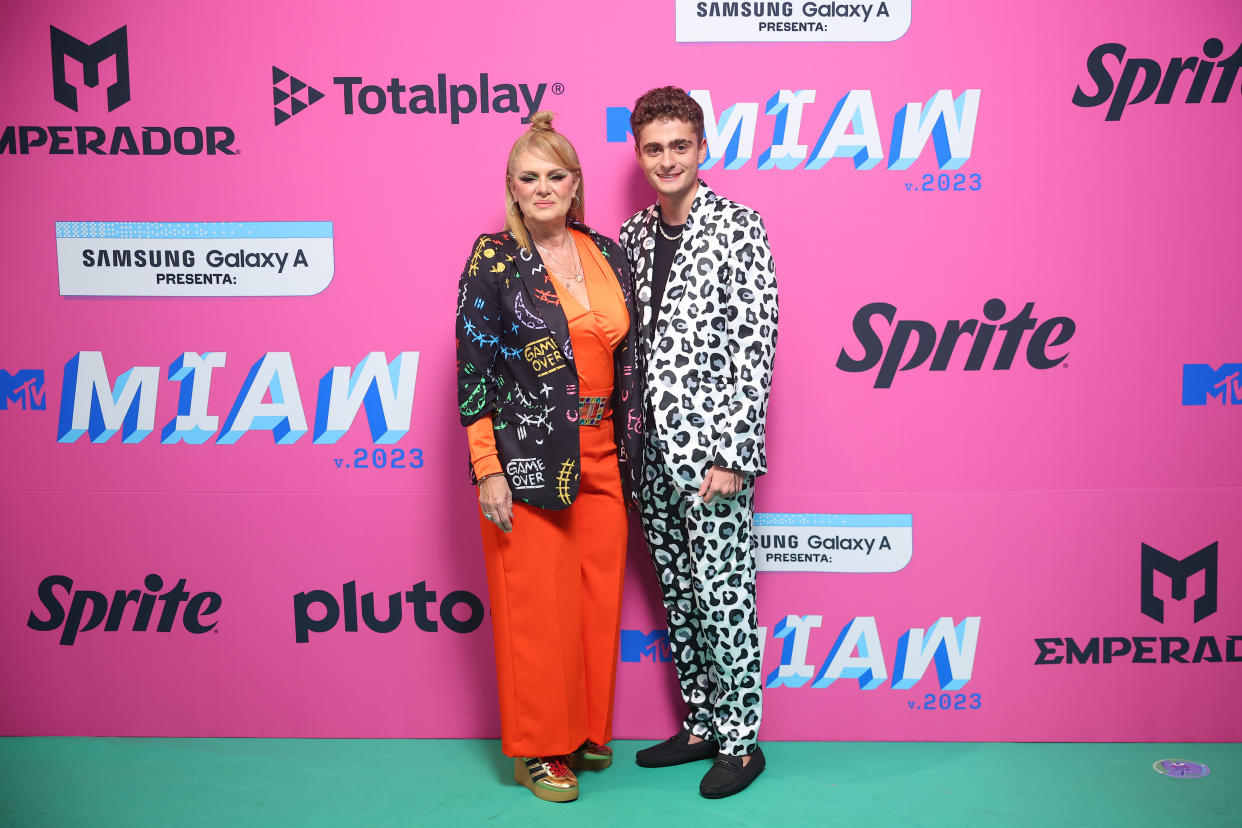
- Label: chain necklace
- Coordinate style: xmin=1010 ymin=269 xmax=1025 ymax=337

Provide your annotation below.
xmin=535 ymin=236 xmax=584 ymax=282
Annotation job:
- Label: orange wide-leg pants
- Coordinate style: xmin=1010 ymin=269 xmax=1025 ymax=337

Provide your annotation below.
xmin=478 ymin=418 xmax=626 ymax=758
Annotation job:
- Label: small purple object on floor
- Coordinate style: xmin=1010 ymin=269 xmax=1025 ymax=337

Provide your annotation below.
xmin=1153 ymin=759 xmax=1211 ymax=778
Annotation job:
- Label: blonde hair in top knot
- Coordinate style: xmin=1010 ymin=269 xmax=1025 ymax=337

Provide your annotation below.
xmin=527 ymin=110 xmax=555 ymax=132
xmin=504 ymin=112 xmax=585 ymax=251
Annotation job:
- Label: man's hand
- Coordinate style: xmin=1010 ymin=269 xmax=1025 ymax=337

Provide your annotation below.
xmin=699 ymin=466 xmax=744 ymax=504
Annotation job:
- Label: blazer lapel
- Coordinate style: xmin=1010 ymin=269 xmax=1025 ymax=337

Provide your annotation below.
xmin=630 ymin=207 xmax=659 ymax=347
xmin=513 ymin=241 xmax=576 ymax=375
xmin=655 ymin=183 xmax=713 ymax=341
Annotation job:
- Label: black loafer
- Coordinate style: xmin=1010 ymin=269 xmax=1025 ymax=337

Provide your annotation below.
xmin=634 ymin=729 xmax=720 ymax=768
xmin=699 ymin=746 xmax=765 ymax=798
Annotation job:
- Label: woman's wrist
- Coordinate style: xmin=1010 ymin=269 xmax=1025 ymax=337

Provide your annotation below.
xmin=476 ymin=472 xmax=506 ymax=485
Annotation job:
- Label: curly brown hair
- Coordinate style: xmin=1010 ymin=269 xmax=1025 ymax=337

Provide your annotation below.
xmin=630 ymin=86 xmax=704 ymax=143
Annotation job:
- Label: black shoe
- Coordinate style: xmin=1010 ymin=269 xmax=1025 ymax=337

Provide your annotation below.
xmin=699 ymin=746 xmax=766 ymax=798
xmin=634 ymin=729 xmax=720 ymax=768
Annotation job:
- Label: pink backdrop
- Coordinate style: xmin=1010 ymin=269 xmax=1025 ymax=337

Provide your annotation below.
xmin=2 ymin=0 xmax=1240 ymax=741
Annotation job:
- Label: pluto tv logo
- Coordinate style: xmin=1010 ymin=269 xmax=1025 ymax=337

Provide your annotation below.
xmin=293 ymin=580 xmax=484 ymax=643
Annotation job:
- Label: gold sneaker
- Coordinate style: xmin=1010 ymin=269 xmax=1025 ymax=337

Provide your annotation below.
xmin=515 ymin=756 xmax=579 ymax=802
xmin=569 ymin=740 xmax=613 ymax=771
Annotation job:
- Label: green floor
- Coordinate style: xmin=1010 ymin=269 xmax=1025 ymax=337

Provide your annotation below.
xmin=0 ymin=739 xmax=1234 ymax=827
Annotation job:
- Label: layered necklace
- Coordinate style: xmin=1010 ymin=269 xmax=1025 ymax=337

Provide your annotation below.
xmin=534 ymin=234 xmax=584 ymax=283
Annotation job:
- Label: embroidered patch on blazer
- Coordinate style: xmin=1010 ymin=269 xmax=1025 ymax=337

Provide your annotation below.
xmin=522 ymin=336 xmax=566 ymax=376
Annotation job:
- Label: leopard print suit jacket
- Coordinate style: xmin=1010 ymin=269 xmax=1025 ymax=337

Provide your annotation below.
xmin=619 ymin=182 xmax=778 ymax=488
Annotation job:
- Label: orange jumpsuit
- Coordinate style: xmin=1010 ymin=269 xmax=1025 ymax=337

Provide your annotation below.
xmin=467 ymin=230 xmax=629 ymax=758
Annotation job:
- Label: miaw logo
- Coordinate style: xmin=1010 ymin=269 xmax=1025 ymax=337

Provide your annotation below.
xmin=50 ymin=25 xmax=130 ymax=112
xmin=1 ymin=369 xmax=46 ymax=411
xmin=56 ymin=350 xmax=416 ymax=445
xmin=607 ymin=86 xmax=980 ymax=171
xmin=273 ymin=67 xmax=325 ymax=125
xmin=1183 ymin=363 xmax=1242 ymax=405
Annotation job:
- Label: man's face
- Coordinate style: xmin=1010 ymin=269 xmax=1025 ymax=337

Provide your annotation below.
xmin=635 ymin=118 xmax=706 ymax=205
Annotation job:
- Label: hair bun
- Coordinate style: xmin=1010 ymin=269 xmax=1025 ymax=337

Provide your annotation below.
xmin=528 ymin=111 xmax=555 ymax=132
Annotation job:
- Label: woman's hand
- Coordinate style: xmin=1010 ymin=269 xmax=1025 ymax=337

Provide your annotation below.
xmin=478 ymin=475 xmax=514 ymax=533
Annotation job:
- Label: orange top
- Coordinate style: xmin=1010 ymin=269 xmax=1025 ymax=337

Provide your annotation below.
xmin=468 ymin=229 xmax=629 ymax=478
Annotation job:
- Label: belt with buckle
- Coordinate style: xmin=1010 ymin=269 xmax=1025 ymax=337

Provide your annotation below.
xmin=579 ymin=395 xmax=611 ymax=426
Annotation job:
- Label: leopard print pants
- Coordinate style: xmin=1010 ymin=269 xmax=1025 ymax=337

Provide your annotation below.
xmin=638 ymin=432 xmax=763 ymax=755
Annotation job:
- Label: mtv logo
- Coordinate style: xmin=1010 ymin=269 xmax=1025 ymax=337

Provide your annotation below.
xmin=620 ymin=629 xmax=672 ymax=663
xmin=1 ymin=369 xmax=46 ymax=411
xmin=605 ymin=107 xmax=633 ymax=142
xmin=1141 ymin=542 xmax=1218 ymax=624
xmin=50 ymin=25 xmax=131 ymax=112
xmin=1182 ymin=363 xmax=1242 ymax=405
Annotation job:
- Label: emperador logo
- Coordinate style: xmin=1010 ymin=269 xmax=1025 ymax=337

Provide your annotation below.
xmin=0 ymin=25 xmax=236 ymax=156
xmin=50 ymin=25 xmax=130 ymax=111
xmin=1033 ymin=542 xmax=1241 ymax=666
xmin=1140 ymin=543 xmax=1217 ymax=624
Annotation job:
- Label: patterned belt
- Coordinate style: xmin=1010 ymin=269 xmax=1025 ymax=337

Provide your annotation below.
xmin=579 ymin=395 xmax=611 ymax=426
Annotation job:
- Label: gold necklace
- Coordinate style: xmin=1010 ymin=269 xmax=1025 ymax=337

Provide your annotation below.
xmin=535 ymin=237 xmax=583 ymax=282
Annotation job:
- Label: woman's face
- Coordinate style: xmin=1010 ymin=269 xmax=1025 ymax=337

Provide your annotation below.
xmin=508 ymin=150 xmax=578 ymax=229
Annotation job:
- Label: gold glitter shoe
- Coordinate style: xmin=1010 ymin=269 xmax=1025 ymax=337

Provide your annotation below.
xmin=514 ymin=756 xmax=579 ymax=802
xmin=569 ymin=740 xmax=613 ymax=771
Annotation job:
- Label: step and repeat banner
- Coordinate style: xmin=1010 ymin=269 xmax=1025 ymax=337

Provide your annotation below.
xmin=2 ymin=0 xmax=1239 ymax=741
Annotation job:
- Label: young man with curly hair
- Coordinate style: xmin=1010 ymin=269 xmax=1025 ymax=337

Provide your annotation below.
xmin=619 ymin=85 xmax=779 ymax=799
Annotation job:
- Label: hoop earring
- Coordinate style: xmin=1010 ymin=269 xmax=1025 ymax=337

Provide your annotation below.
xmin=508 ymin=200 xmax=520 ymax=213
xmin=572 ymin=194 xmax=582 ymax=208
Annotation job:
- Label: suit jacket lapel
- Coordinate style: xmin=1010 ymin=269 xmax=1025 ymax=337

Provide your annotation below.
xmin=630 ymin=206 xmax=659 ymax=347
xmin=512 ymin=240 xmax=576 ymax=374
xmin=655 ymin=183 xmax=713 ymax=341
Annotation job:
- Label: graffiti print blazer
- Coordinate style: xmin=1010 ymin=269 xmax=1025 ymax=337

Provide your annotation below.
xmin=455 ymin=223 xmax=642 ymax=510
xmin=619 ymin=182 xmax=778 ymax=488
